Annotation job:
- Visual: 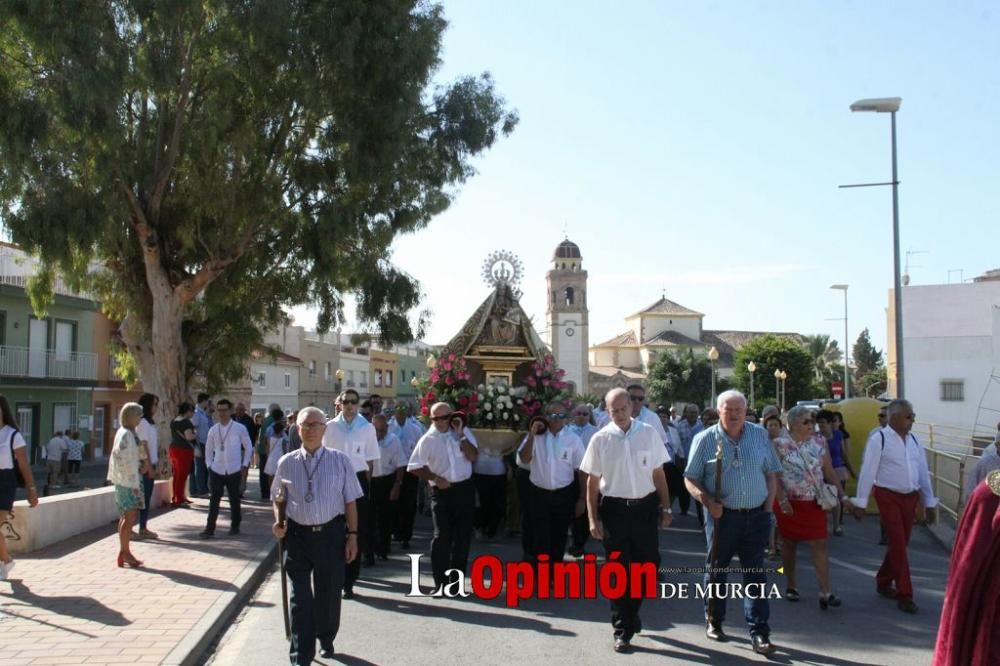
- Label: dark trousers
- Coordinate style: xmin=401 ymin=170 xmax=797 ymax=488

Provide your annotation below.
xmin=430 ymin=479 xmax=475 ymax=588
xmin=345 ymin=472 xmax=370 ymax=592
xmin=206 ymin=470 xmax=242 ymax=533
xmin=259 ymin=452 xmax=270 ymax=499
xmin=285 ymin=517 xmax=345 ymax=666
xmin=138 ymin=475 xmax=155 ymax=530
xmin=666 ymin=462 xmax=691 ymax=514
xmin=874 ymin=486 xmax=919 ymax=601
xmin=570 ymin=476 xmax=594 ymax=553
xmin=529 ymin=482 xmax=576 ymax=563
xmin=394 ymin=472 xmax=418 ymax=543
xmin=599 ymin=493 xmax=661 ymax=639
xmin=702 ymin=508 xmax=771 ymax=637
xmin=473 ymin=473 xmax=507 ymax=539
xmin=516 ymin=467 xmax=534 ymax=558
xmin=192 ymin=444 xmax=209 ymax=495
xmin=370 ymin=474 xmax=398 ymax=557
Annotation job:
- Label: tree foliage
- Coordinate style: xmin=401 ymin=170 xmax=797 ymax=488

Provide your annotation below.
xmin=852 ymin=328 xmax=884 ymax=385
xmin=731 ymin=335 xmax=814 ymax=408
xmin=0 ymin=2 xmax=517 ymax=410
xmin=802 ymin=334 xmax=843 ymax=383
xmin=647 ymin=349 xmax=726 ymax=409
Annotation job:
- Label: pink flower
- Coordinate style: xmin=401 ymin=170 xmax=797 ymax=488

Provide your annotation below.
xmin=441 ymin=361 xmax=453 ymax=372
xmin=448 ymin=353 xmax=457 ymax=362
xmin=542 ymin=379 xmax=550 ymax=387
xmin=525 ymin=376 xmax=536 ymax=387
xmin=444 ymin=376 xmax=454 ymax=386
xmin=421 ymin=406 xmax=429 ymax=416
xmin=430 ymin=370 xmax=440 ymax=383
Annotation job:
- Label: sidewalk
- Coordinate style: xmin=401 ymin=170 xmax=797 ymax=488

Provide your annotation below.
xmin=0 ymin=476 xmax=277 ymax=666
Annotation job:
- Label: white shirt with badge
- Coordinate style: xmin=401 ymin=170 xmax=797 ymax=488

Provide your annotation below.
xmin=407 ymin=427 xmax=477 ymax=488
xmin=373 ymin=432 xmax=405 ymax=478
xmin=519 ymin=428 xmax=585 ymax=490
xmin=205 ymin=420 xmax=253 ymax=475
xmin=579 ymin=419 xmax=669 ymax=499
xmin=322 ymin=414 xmax=379 ymax=474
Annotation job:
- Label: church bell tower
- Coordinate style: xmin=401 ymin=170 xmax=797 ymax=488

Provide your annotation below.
xmin=546 ymin=239 xmax=589 ymax=394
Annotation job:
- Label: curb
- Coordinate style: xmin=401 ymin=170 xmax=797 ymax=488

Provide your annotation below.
xmin=922 ymin=522 xmax=956 ymax=554
xmin=163 ymin=537 xmax=278 ymax=666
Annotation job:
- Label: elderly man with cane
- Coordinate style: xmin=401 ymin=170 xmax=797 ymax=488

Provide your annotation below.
xmin=272 ymin=407 xmax=362 ymax=665
xmin=685 ymin=390 xmax=782 ymax=655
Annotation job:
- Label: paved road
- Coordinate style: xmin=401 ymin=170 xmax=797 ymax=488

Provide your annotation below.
xmin=206 ymin=511 xmax=946 ymax=666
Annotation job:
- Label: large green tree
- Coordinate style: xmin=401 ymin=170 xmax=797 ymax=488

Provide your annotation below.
xmin=647 ymin=349 xmax=726 ymax=409
xmin=802 ymin=334 xmax=843 ymax=383
xmin=0 ymin=2 xmax=517 ymax=420
xmin=731 ymin=335 xmax=814 ymax=409
xmin=852 ymin=328 xmax=884 ymax=385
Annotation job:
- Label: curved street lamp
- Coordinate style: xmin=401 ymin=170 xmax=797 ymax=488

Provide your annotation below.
xmin=707 ymin=346 xmax=720 ymax=406
xmin=747 ymin=361 xmax=757 ymax=409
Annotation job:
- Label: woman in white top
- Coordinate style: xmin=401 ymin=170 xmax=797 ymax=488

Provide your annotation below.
xmin=0 ymin=395 xmax=39 ymax=580
xmin=107 ymin=402 xmax=148 ymax=567
xmin=135 ymin=393 xmax=160 ymax=539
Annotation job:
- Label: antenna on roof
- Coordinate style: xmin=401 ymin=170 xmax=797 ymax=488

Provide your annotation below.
xmin=563 ymin=221 xmax=568 ymax=239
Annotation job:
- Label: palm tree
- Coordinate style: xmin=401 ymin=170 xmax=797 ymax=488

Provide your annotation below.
xmin=803 ymin=334 xmax=843 ymax=383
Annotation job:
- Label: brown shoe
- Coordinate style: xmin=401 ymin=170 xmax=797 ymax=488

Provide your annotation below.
xmin=898 ymin=599 xmax=918 ymax=614
xmin=877 ymin=586 xmax=897 ymax=599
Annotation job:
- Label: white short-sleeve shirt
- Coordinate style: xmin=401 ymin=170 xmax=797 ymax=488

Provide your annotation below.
xmin=135 ymin=419 xmax=159 ymax=465
xmin=519 ymin=429 xmax=585 ymax=490
xmin=373 ymin=433 xmax=405 ymax=478
xmin=407 ymin=428 xmax=476 ymax=487
xmin=579 ymin=419 xmax=669 ymax=499
xmin=0 ymin=426 xmax=26 ymax=470
xmin=323 ymin=415 xmax=379 ymax=473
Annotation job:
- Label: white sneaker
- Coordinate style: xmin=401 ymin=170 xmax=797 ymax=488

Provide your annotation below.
xmin=0 ymin=560 xmax=13 ymax=580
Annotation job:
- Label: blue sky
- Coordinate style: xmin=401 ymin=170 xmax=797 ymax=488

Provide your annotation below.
xmin=293 ymin=1 xmax=1000 ymax=358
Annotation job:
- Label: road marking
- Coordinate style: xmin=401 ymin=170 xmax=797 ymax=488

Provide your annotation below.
xmin=829 ymin=556 xmax=875 ymax=576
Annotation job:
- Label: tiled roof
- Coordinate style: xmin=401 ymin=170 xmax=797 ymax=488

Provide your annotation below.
xmin=643 ymin=330 xmax=704 ymax=347
xmin=593 ymin=330 xmax=638 ymax=347
xmin=627 ymin=296 xmax=704 ymax=319
xmin=251 ymin=348 xmax=302 ymax=364
xmin=588 ymin=365 xmax=646 ymax=379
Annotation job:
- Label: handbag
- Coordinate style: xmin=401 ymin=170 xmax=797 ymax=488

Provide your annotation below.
xmin=796 ymin=444 xmax=839 ymax=511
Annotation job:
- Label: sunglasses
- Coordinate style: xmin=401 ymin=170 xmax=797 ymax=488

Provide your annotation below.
xmin=431 ymin=415 xmax=452 ymax=422
xmin=342 ymin=399 xmax=359 ymax=405
xmin=546 ymin=412 xmax=567 ymax=420
xmin=629 ymin=396 xmax=645 ymax=402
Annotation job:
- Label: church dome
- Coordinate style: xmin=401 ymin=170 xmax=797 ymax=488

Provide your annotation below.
xmin=554 ymin=239 xmax=582 ymax=260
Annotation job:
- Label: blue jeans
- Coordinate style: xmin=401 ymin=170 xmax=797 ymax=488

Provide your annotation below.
xmin=191 ymin=443 xmax=209 ymax=495
xmin=138 ymin=475 xmax=155 ymax=530
xmin=703 ymin=508 xmax=771 ymax=637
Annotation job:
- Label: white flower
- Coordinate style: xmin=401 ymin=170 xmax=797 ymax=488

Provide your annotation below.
xmin=478 ymin=393 xmax=485 ymax=401
xmin=484 ymin=402 xmax=492 ymax=411
xmin=486 ymin=412 xmax=494 ymax=420
xmin=514 ymin=414 xmax=520 ymax=421
xmin=517 ymin=399 xmax=524 ymax=405
xmin=478 ymin=384 xmax=486 ymax=391
xmin=502 ymin=412 xmax=509 ymax=420
xmin=497 ymin=384 xmax=507 ymax=394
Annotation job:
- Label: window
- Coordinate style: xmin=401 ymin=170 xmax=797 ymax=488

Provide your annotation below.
xmin=308 ymin=360 xmax=316 ymax=377
xmin=284 ymin=373 xmax=291 ymax=389
xmin=325 ymin=362 xmax=332 ymax=382
xmin=386 ymin=369 xmax=393 ymax=386
xmin=53 ymin=320 xmax=76 ymax=361
xmin=360 ymin=370 xmax=368 ymax=387
xmin=0 ymin=310 xmax=6 ymax=346
xmin=564 ymin=286 xmax=575 ymax=306
xmin=257 ymin=371 xmax=267 ymax=388
xmin=940 ymin=380 xmax=964 ymax=402
xmin=53 ymin=403 xmax=77 ymax=435
xmin=374 ymin=369 xmax=383 ymax=387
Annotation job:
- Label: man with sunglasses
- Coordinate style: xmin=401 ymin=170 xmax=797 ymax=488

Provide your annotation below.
xmin=627 ymin=385 xmax=671 ymax=457
xmin=407 ymin=402 xmax=478 ymax=592
xmin=580 ymin=388 xmax=672 ymax=653
xmin=847 ymin=399 xmax=937 ymax=614
xmin=323 ymin=389 xmax=379 ymax=597
xmin=518 ymin=402 xmax=586 ymax=566
xmin=272 ymin=406 xmax=362 ymax=664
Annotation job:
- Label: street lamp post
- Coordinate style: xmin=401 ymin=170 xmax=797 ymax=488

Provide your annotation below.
xmin=747 ymin=361 xmax=757 ymax=409
xmin=847 ymin=96 xmax=904 ymax=397
xmin=774 ymin=368 xmax=781 ymax=407
xmin=779 ymin=370 xmax=788 ymax=412
xmin=707 ymin=346 xmax=720 ymax=407
xmin=830 ymin=284 xmax=850 ymax=398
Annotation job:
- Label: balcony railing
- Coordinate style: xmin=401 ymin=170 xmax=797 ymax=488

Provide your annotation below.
xmin=0 ymin=251 xmax=97 ymax=299
xmin=0 ymin=345 xmax=98 ymax=381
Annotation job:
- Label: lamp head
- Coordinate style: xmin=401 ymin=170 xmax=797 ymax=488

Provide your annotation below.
xmin=830 ymin=284 xmax=848 ymax=291
xmin=850 ymin=97 xmax=901 ymax=113
xmin=747 ymin=361 xmax=756 ymax=373
xmin=707 ymin=346 xmax=719 ymax=362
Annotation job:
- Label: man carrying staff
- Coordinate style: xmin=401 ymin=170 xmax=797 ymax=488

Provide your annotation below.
xmin=685 ymin=390 xmax=781 ymax=655
xmin=580 ymin=387 xmax=672 ymax=654
xmin=272 ymin=407 xmax=362 ymax=665
xmin=407 ymin=402 xmax=478 ymax=593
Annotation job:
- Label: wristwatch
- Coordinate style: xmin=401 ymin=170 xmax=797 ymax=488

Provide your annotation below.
xmin=660 ymin=507 xmax=672 ymax=514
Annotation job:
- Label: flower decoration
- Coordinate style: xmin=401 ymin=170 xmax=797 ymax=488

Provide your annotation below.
xmin=469 ymin=381 xmax=519 ymax=430
xmin=415 ymin=355 xmax=478 ymax=422
xmin=519 ymin=353 xmax=573 ymax=419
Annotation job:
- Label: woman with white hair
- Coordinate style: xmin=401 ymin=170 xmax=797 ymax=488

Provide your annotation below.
xmin=107 ymin=402 xmax=149 ymax=568
xmin=773 ymin=404 xmax=854 ymax=609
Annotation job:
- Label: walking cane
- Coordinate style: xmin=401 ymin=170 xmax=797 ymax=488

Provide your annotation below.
xmin=706 ymin=436 xmax=724 ymax=627
xmin=278 ymin=537 xmax=290 ymax=639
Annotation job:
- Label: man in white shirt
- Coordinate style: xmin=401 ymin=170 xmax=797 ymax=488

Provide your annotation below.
xmin=519 ymin=402 xmax=586 ymax=565
xmin=847 ymin=399 xmax=938 ymax=614
xmin=323 ymin=389 xmax=379 ymax=596
xmin=407 ymin=401 xmax=478 ymax=592
xmin=200 ymin=399 xmax=253 ymax=538
xmin=370 ymin=415 xmax=405 ymax=560
xmin=627 ymin=384 xmax=671 ymax=455
xmin=389 ymin=403 xmax=424 ymax=549
xmin=581 ymin=388 xmax=672 ymax=653
xmin=44 ymin=431 xmax=68 ymax=491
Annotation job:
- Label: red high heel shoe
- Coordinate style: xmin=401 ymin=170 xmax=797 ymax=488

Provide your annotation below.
xmin=117 ymin=553 xmax=143 ymax=568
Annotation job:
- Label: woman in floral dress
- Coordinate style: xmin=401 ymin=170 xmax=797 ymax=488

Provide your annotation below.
xmin=107 ymin=402 xmax=149 ymax=567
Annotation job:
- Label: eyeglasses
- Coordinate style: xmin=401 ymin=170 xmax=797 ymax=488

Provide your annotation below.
xmin=342 ymin=399 xmax=359 ymax=405
xmin=301 ymin=422 xmax=325 ymax=430
xmin=573 ymin=412 xmax=589 ymax=417
xmin=629 ymin=396 xmax=645 ymax=402
xmin=547 ymin=412 xmax=567 ymax=420
xmin=431 ymin=415 xmax=452 ymax=422
xmin=905 ymin=414 xmax=916 ymax=420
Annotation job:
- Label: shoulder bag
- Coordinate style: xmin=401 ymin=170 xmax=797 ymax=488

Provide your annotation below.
xmin=796 ymin=443 xmax=839 ymax=511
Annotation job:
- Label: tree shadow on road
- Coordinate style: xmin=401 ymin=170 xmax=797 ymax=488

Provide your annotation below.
xmin=0 ymin=579 xmax=130 ymax=630
xmin=138 ymin=566 xmax=239 ymax=591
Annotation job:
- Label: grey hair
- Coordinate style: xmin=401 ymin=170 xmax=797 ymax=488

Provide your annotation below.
xmin=574 ymin=402 xmax=592 ymax=413
xmin=297 ymin=406 xmax=326 ymax=425
xmin=887 ymin=399 xmax=912 ymax=417
xmin=605 ymin=387 xmax=629 ymax=406
xmin=785 ymin=405 xmax=811 ymax=427
xmin=716 ymin=389 xmax=747 ymax=409
xmin=119 ymin=402 xmax=143 ymax=427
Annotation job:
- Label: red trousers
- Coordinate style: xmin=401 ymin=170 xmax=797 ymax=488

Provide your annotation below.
xmin=168 ymin=448 xmax=194 ymax=504
xmin=874 ymin=486 xmax=920 ymax=601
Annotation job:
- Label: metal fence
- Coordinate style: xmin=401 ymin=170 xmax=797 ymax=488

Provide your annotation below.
xmin=913 ymin=422 xmax=992 ymax=525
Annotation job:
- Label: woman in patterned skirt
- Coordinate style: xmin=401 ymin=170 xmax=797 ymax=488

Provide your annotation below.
xmin=107 ymin=402 xmax=149 ymax=567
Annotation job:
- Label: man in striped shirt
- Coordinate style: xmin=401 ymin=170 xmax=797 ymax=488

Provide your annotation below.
xmin=272 ymin=406 xmax=362 ymax=665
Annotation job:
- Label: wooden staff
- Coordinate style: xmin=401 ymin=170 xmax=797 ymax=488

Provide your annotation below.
xmin=278 ymin=536 xmax=290 ymax=639
xmin=707 ymin=434 xmax=724 ymax=626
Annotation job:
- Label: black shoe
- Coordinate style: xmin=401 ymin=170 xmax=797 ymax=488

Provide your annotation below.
xmin=898 ymin=599 xmax=918 ymax=614
xmin=198 ymin=530 xmax=214 ymax=539
xmin=228 ymin=527 xmax=240 ymax=536
xmin=705 ymin=622 xmax=727 ymax=642
xmin=785 ymin=587 xmax=800 ymax=602
xmin=566 ymin=546 xmax=584 ymax=558
xmin=319 ymin=643 xmax=335 ymax=658
xmin=342 ymin=589 xmax=355 ymax=600
xmin=877 ymin=586 xmax=898 ymax=599
xmin=613 ymin=637 xmax=632 ymax=653
xmin=377 ymin=553 xmax=389 ymax=561
xmin=752 ymin=634 xmax=776 ymax=655
xmin=819 ymin=593 xmax=842 ymax=610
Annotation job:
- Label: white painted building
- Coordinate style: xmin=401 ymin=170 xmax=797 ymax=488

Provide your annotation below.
xmin=888 ymin=273 xmax=1000 ymax=435
xmin=249 ymin=349 xmax=301 ymax=415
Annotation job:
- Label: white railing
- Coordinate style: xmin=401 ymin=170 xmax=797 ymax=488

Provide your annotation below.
xmin=0 ymin=345 xmax=97 ymax=380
